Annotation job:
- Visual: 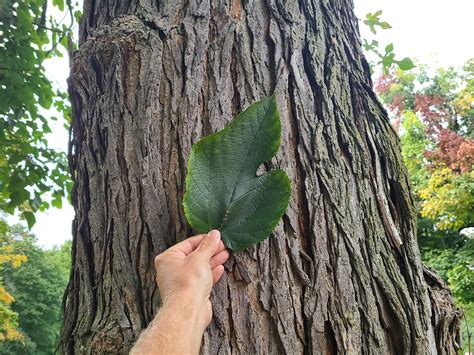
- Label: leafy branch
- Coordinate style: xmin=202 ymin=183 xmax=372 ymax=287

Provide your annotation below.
xmin=362 ymin=10 xmax=415 ymax=74
xmin=0 ymin=0 xmax=79 ymax=227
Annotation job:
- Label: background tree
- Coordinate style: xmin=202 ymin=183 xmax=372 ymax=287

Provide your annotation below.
xmin=375 ymin=60 xmax=474 ymax=349
xmin=0 ymin=218 xmax=27 ymax=342
xmin=0 ymin=219 xmax=71 ymax=354
xmin=60 ymin=0 xmax=460 ymax=353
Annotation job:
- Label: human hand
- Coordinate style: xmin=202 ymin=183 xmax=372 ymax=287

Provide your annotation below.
xmin=154 ymin=229 xmax=229 ymax=331
xmin=131 ymin=230 xmax=229 ymax=354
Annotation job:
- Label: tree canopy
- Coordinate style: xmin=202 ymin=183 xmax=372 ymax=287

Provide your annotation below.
xmin=0 ymin=0 xmax=77 ymax=227
xmin=0 ymin=218 xmax=71 ymax=354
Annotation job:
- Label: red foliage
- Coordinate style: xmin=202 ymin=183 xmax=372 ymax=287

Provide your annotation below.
xmin=374 ymin=72 xmax=396 ymax=95
xmin=374 ymin=69 xmax=473 ymax=174
xmin=374 ymin=72 xmax=406 ymax=117
xmin=425 ymin=128 xmax=474 ymax=172
xmin=390 ymin=95 xmax=405 ymax=117
xmin=414 ymin=94 xmax=447 ymax=132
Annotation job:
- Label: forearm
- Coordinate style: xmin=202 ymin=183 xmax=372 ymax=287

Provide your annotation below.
xmin=131 ymin=300 xmax=204 ymax=354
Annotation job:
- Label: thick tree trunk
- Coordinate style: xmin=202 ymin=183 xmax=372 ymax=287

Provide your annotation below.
xmin=60 ymin=0 xmax=461 ymax=353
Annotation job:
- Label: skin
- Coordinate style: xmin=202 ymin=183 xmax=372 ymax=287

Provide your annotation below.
xmin=131 ymin=229 xmax=229 ymax=354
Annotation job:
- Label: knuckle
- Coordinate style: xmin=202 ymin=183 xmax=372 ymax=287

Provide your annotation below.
xmin=200 ymin=239 xmax=212 ymax=249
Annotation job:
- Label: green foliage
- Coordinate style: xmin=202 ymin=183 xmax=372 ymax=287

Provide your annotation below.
xmin=399 ymin=112 xmax=430 ymax=191
xmin=420 ymin=233 xmax=473 ymax=304
xmin=397 ymin=57 xmax=416 ymax=71
xmin=418 ymin=225 xmax=473 ymax=349
xmin=0 ymin=0 xmax=76 ymax=226
xmin=460 ymin=301 xmax=474 ymax=351
xmin=448 ymin=256 xmax=473 ymax=304
xmin=454 ymin=59 xmax=474 ymax=137
xmin=362 ymin=11 xmax=415 ymax=74
xmin=0 ymin=219 xmax=71 ymax=354
xmin=183 ymin=96 xmax=291 ymax=251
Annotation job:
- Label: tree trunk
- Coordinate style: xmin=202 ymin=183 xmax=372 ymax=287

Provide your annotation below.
xmin=60 ymin=0 xmax=461 ymax=353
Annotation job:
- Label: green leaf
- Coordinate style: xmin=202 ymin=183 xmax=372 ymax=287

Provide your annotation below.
xmin=60 ymin=34 xmax=68 ymax=50
xmin=382 ymin=53 xmax=395 ymax=69
xmin=74 ymin=10 xmax=82 ymax=23
xmin=9 ymin=189 xmax=30 ymax=207
xmin=183 ymin=96 xmax=291 ymax=251
xmin=380 ymin=21 xmax=392 ymax=30
xmin=385 ymin=43 xmax=394 ymax=53
xmin=52 ymin=0 xmax=65 ymax=11
xmin=23 ymin=211 xmax=36 ymax=229
xmin=397 ymin=57 xmax=416 ymax=71
xmin=38 ymin=92 xmax=53 ymax=109
xmin=51 ymin=191 xmax=63 ymax=209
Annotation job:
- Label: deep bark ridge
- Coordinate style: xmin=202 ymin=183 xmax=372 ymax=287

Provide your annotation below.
xmin=60 ymin=0 xmax=461 ymax=353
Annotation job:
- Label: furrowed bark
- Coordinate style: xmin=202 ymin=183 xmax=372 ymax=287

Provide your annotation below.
xmin=60 ymin=0 xmax=461 ymax=353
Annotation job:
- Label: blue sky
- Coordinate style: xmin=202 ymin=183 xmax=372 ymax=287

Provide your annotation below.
xmin=31 ymin=0 xmax=474 ymax=248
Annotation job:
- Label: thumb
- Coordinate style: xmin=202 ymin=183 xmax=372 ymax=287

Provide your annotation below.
xmin=194 ymin=230 xmax=221 ymax=260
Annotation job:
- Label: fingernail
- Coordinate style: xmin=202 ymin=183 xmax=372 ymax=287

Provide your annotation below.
xmin=209 ymin=230 xmax=220 ymax=241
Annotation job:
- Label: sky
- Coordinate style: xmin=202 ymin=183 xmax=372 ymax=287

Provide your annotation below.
xmin=354 ymin=0 xmax=474 ymax=69
xmin=29 ymin=0 xmax=474 ymax=248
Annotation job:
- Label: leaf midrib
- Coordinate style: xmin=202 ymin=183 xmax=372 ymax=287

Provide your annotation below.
xmin=217 ymin=104 xmax=272 ymax=231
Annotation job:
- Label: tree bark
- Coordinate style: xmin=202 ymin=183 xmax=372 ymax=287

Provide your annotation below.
xmin=60 ymin=0 xmax=461 ymax=353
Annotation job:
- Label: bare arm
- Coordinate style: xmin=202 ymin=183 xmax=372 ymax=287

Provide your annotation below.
xmin=131 ymin=230 xmax=229 ymax=354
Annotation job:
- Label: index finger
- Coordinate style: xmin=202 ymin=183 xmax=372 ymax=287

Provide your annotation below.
xmin=168 ymin=234 xmax=206 ymax=256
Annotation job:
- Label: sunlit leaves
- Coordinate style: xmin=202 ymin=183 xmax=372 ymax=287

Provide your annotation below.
xmin=419 ymin=169 xmax=474 ymax=230
xmin=447 ymin=243 xmax=474 ymax=304
xmin=0 ymin=305 xmax=23 ymax=342
xmin=399 ymin=112 xmax=430 ymax=191
xmin=74 ymin=10 xmax=82 ymax=24
xmin=422 ymin=240 xmax=474 ymax=304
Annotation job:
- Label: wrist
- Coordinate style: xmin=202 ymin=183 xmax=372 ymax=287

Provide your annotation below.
xmin=161 ymin=289 xmax=206 ymax=318
xmin=162 ymin=294 xmax=202 ymax=322
xmin=155 ymin=300 xmax=205 ymax=352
